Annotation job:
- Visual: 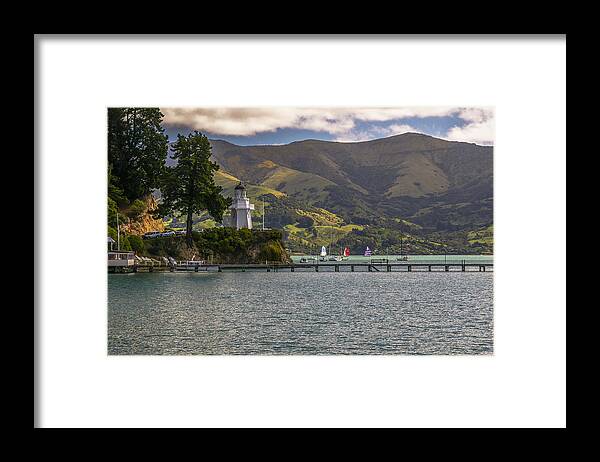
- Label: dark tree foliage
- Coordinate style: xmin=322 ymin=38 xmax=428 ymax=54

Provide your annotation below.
xmin=193 ymin=228 xmax=284 ymax=263
xmin=107 ymin=197 xmax=119 ymax=229
xmin=108 ymin=108 xmax=169 ymax=202
xmin=107 ymin=226 xmax=131 ymax=251
xmin=296 ymin=215 xmax=314 ymax=229
xmin=140 ymin=228 xmax=286 ymax=263
xmin=127 ymin=234 xmax=146 ymax=254
xmin=107 ymin=163 xmax=127 ymax=206
xmin=159 ymin=131 xmax=231 ymax=244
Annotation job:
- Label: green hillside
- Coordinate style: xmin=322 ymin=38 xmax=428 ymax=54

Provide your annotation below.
xmin=215 ymin=170 xmax=285 ymax=199
xmin=210 ymin=133 xmax=493 ymax=233
xmin=167 ymin=133 xmax=493 ymax=255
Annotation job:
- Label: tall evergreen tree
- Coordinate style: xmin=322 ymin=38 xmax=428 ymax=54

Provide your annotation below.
xmin=160 ymin=131 xmax=231 ymax=245
xmin=108 ymin=108 xmax=169 ymax=201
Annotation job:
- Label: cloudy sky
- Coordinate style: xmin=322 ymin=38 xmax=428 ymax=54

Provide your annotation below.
xmin=161 ymin=107 xmax=494 ymax=146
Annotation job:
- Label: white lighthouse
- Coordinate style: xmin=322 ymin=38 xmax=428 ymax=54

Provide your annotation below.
xmin=227 ymin=182 xmax=254 ymax=229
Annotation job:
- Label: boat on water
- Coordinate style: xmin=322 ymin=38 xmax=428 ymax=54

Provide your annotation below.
xmin=176 ymin=260 xmax=208 ymax=271
xmin=300 ymin=256 xmax=317 ymax=262
xmin=319 ymin=245 xmax=327 ymax=262
xmin=396 ymin=255 xmax=409 ymax=261
xmin=328 ymin=247 xmax=350 ymax=261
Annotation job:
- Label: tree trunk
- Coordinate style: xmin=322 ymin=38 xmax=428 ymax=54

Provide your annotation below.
xmin=186 ymin=208 xmax=194 ymax=247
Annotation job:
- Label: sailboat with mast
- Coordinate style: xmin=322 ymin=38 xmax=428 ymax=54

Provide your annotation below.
xmin=319 ymin=245 xmax=327 ymax=262
xmin=342 ymin=246 xmax=350 ymax=260
xmin=328 ymin=246 xmax=350 ymax=261
xmin=396 ymin=232 xmax=408 ymax=261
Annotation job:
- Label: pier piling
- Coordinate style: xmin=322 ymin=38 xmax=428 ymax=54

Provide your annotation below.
xmin=114 ymin=260 xmax=493 ymax=274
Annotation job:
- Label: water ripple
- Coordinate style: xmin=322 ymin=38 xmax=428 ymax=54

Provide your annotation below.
xmin=108 ymin=272 xmax=493 ymax=355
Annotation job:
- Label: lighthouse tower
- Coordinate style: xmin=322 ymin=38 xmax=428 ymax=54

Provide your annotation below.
xmin=228 ymin=182 xmax=254 ymax=229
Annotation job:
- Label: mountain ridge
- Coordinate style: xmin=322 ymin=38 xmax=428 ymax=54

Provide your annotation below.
xmin=209 ymin=132 xmax=490 ymax=148
xmin=171 ymin=132 xmax=493 ymax=254
xmin=209 ymin=132 xmax=492 ymax=233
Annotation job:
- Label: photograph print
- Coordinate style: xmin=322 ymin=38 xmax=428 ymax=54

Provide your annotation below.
xmin=107 ymin=107 xmax=494 ymax=355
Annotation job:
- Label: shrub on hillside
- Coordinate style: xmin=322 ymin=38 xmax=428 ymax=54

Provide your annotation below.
xmin=143 ymin=236 xmax=185 ymax=257
xmin=108 ymin=197 xmax=119 ymax=228
xmin=297 ymin=215 xmax=314 ymax=228
xmin=107 ymin=226 xmax=132 ymax=251
xmin=258 ymin=242 xmax=283 ymax=262
xmin=128 ymin=234 xmax=145 ymax=254
xmin=122 ymin=236 xmax=132 ymax=251
xmin=108 ymin=226 xmax=117 ymax=242
xmin=127 ymin=199 xmax=147 ymax=219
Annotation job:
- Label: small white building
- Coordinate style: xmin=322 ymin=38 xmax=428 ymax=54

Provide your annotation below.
xmin=226 ymin=182 xmax=255 ymax=229
xmin=107 ymin=250 xmax=135 ymax=267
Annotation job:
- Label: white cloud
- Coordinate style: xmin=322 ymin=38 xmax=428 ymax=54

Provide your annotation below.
xmin=445 ymin=108 xmax=495 ymax=145
xmin=161 ymin=107 xmax=494 ymax=144
xmin=334 ymin=125 xmax=389 ymax=142
xmin=333 ymin=123 xmax=420 ymax=143
xmin=387 ymin=124 xmax=420 ymax=135
xmin=455 ymin=107 xmax=493 ymax=124
xmin=162 ymin=107 xmax=456 ymax=136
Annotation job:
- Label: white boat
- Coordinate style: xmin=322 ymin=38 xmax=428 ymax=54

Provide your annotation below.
xmin=300 ymin=256 xmax=317 ymax=262
xmin=176 ymin=260 xmax=207 ymax=271
xmin=319 ymin=245 xmax=327 ymax=261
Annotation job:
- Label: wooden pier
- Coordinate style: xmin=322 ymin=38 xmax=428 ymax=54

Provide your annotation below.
xmin=218 ymin=261 xmax=493 ymax=273
xmin=110 ymin=259 xmax=493 ymax=274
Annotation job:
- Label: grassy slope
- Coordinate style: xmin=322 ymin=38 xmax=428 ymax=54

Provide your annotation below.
xmin=211 ymin=133 xmax=492 ymax=200
xmin=467 ymin=225 xmax=494 ymax=245
xmin=202 ymin=135 xmax=494 ymax=253
xmin=215 ymin=170 xmax=285 ymax=199
xmin=260 ymin=166 xmax=336 ymax=203
xmin=209 ymin=134 xmax=493 ymax=236
xmin=383 ymin=153 xmax=450 ymax=198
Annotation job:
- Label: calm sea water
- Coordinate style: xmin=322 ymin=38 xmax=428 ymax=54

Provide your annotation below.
xmin=108 ymin=261 xmax=493 ymax=355
xmin=290 ymin=254 xmax=493 ymax=264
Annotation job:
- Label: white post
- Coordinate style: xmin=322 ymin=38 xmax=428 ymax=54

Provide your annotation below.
xmin=262 ymin=200 xmax=265 ymax=231
xmin=117 ymin=211 xmax=120 ymax=251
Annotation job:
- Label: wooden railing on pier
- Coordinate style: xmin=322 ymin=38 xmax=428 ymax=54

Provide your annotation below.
xmin=110 ymin=258 xmax=493 ymax=274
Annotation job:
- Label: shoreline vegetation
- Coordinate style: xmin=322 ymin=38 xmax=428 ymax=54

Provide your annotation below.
xmin=108 ymin=107 xmax=290 ymax=264
xmin=108 ymin=108 xmax=492 ymax=264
